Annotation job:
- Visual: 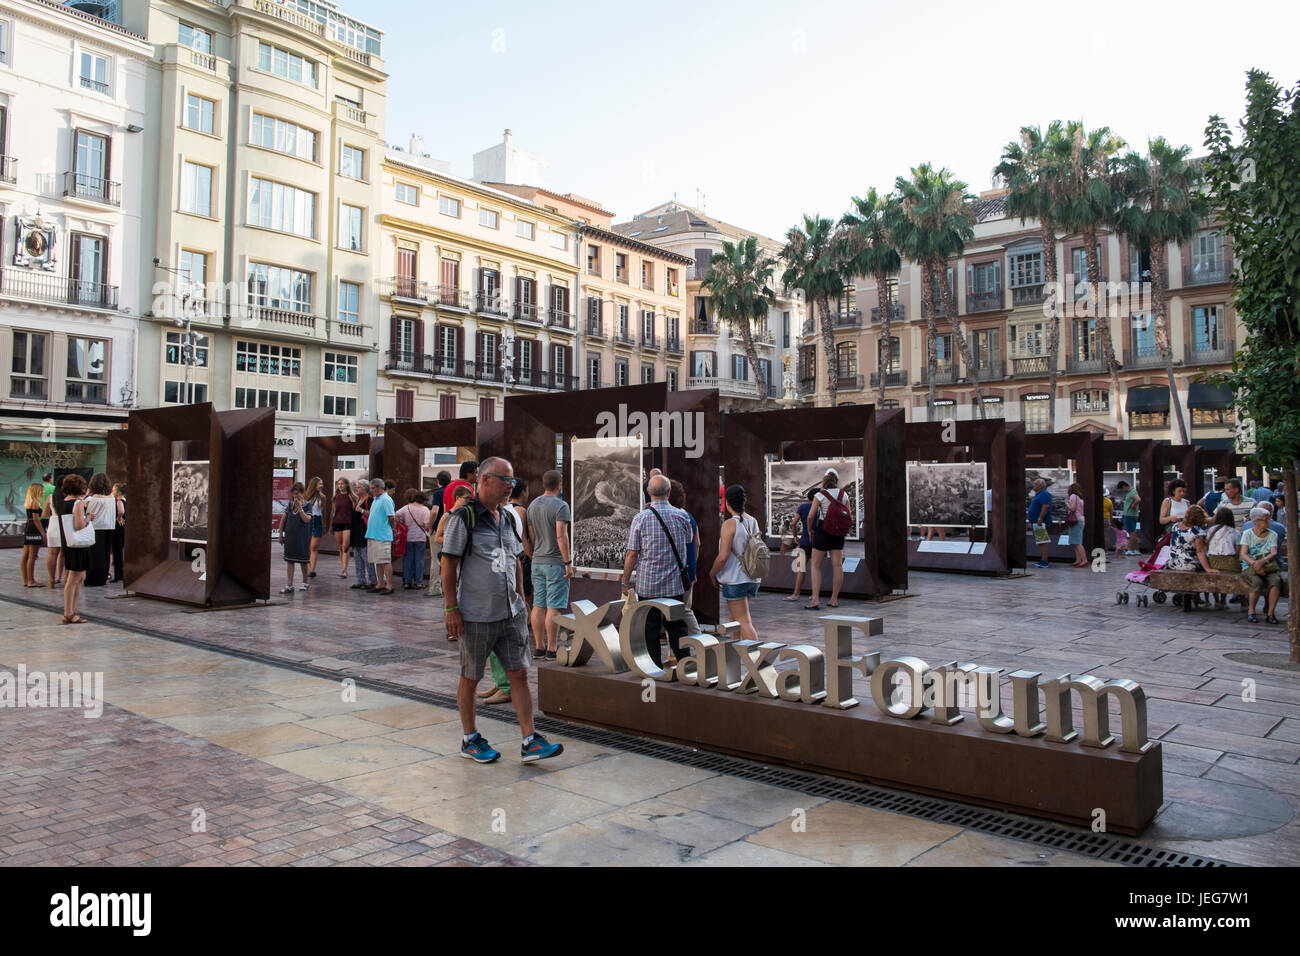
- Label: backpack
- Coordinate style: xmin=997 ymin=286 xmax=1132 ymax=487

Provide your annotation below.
xmin=736 ymin=515 xmax=770 ymax=579
xmin=818 ymin=488 xmax=852 ymax=537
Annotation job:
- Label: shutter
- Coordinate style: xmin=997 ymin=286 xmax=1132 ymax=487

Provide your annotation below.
xmin=512 ymin=276 xmax=520 ymax=314
xmin=396 ymin=388 xmax=414 ymax=419
xmin=993 ymin=260 xmax=1001 ymax=292
xmin=456 ymin=326 xmax=465 ymax=373
xmin=389 ymin=314 xmax=399 ymax=363
xmin=966 ymin=265 xmax=973 ymax=295
xmin=414 ymin=319 xmax=425 ymax=371
xmin=532 ymin=340 xmax=542 ymax=384
xmin=565 ymin=346 xmax=573 ymax=385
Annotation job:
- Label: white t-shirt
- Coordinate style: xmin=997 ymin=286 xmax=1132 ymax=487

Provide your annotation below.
xmin=1206 ymin=524 xmax=1240 ymax=556
xmin=87 ymin=495 xmax=116 ymax=531
xmin=718 ymin=514 xmax=760 ymax=585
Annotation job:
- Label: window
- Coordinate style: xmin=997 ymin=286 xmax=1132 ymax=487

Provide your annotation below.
xmin=10 ymin=331 xmax=47 ymax=399
xmin=477 ymin=331 xmax=498 ymax=374
xmin=478 ymin=397 xmax=494 ymax=424
xmin=691 ymin=351 xmax=716 ymax=378
xmin=246 ymin=264 xmax=312 ymax=314
xmin=641 ymin=310 xmax=655 ymax=342
xmin=178 ymin=23 xmax=213 ymax=53
xmin=1128 ymin=408 xmax=1169 ymax=430
xmin=731 ymin=355 xmax=748 ymax=380
xmin=1071 ymin=318 xmax=1098 ymax=361
xmin=971 ymin=328 xmax=1000 ymax=372
xmin=1191 ymin=407 xmax=1235 ymax=426
xmin=180 ymin=161 xmax=213 ymax=216
xmin=79 ymin=52 xmax=109 ymax=95
xmin=552 ymin=345 xmax=568 ymax=379
xmin=641 ymin=261 xmax=654 ymax=290
xmin=614 ymin=360 xmax=629 ymax=387
xmin=1191 ymin=305 xmax=1224 ymax=352
xmin=836 ymin=342 xmax=857 ymax=378
xmin=250 ymin=113 xmax=317 ymax=162
xmin=395 ymin=182 xmax=419 ymax=205
xmin=550 ymin=231 xmax=568 ymax=251
xmin=1011 ymin=321 xmax=1046 ymax=356
xmin=163 ymin=381 xmax=208 ymax=404
xmin=69 ymin=233 xmax=106 ymax=304
xmin=615 ymin=253 xmax=628 ymax=282
xmin=184 ymin=93 xmax=215 ymax=134
xmin=338 ymin=280 xmax=360 ymax=325
xmin=339 ymin=203 xmax=363 ymax=251
xmin=617 ymin=304 xmax=630 ymax=338
xmin=883 ymin=277 xmax=900 ymax=305
xmin=587 ymin=244 xmax=600 ymax=274
xmin=800 ymin=347 xmax=816 ymax=382
xmin=1130 ymin=314 xmax=1157 ymax=359
xmin=235 ymin=341 xmax=302 ymax=377
xmin=323 ymin=395 xmax=357 ymax=417
xmin=1009 ymin=249 xmax=1043 ymax=287
xmin=256 ymin=41 xmax=317 ymax=88
xmin=1191 ymin=230 xmax=1224 ymax=275
xmin=1072 ymin=389 xmax=1109 ymax=414
xmin=666 ymin=314 xmax=680 ymax=346
xmin=967 ymin=260 xmax=1001 ymax=311
xmin=234 ymin=387 xmax=300 ymax=413
xmin=879 ymin=335 xmax=902 ymax=373
xmin=479 ymin=207 xmax=498 ymax=229
xmin=439 ymin=196 xmax=460 ymax=218
xmin=440 ymin=258 xmax=460 ymax=297
xmin=782 ymin=311 xmax=791 ymax=348
xmin=436 ymin=393 xmax=454 ymax=420
xmin=587 ymin=356 xmax=601 ymax=389
xmin=179 ymin=251 xmax=207 ymax=308
xmin=392 ymin=318 xmax=415 ymax=362
xmin=641 ymin=364 xmax=655 ymax=385
xmin=934 ymin=333 xmax=954 ymax=369
xmin=516 ymin=219 xmax=534 ymax=240
xmin=165 ymin=330 xmax=209 ymax=367
xmin=667 ymin=268 xmax=679 ymax=296
xmin=1128 ymin=244 xmax=1152 ymax=282
xmin=1071 ymin=245 xmax=1101 ymax=284
xmin=248 ymin=177 xmax=316 ymax=238
xmin=1021 ymin=394 xmax=1051 ymax=433
xmin=667 ymin=369 xmax=678 ymax=392
xmin=758 ymin=358 xmax=772 ymax=388
xmin=340 ymin=144 xmax=365 ymax=180
xmin=66 ymin=337 xmax=107 ymax=403
xmin=74 ymin=130 xmax=109 ymax=196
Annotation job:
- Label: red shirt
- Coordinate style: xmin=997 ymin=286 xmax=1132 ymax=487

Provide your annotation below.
xmin=443 ymin=479 xmax=473 ymax=513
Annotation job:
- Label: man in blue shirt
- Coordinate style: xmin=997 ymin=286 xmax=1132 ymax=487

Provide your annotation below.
xmin=1028 ymin=478 xmax=1054 ymax=569
xmin=365 ymin=478 xmax=395 ymax=594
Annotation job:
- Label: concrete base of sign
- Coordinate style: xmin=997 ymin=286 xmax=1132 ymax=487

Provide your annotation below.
xmin=538 ymin=666 xmax=1163 ymax=835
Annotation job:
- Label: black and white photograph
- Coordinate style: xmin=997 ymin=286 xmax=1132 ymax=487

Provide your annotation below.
xmin=570 ymin=435 xmax=643 ymax=573
xmin=906 ymin=461 xmax=988 ymax=529
xmin=766 ymin=458 xmax=862 ymax=539
xmin=1025 ymin=467 xmax=1074 ymax=523
xmin=1103 ymin=470 xmax=1140 ymax=503
xmin=171 ymin=460 xmax=210 ymax=544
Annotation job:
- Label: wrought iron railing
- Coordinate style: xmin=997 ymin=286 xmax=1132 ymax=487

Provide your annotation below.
xmin=63 ymin=170 xmax=121 ymax=206
xmin=0 ymin=268 xmax=118 ymax=309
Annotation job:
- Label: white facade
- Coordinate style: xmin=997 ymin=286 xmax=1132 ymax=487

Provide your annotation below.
xmin=472 ymin=128 xmax=549 ymax=191
xmin=0 ymin=0 xmax=150 ymax=533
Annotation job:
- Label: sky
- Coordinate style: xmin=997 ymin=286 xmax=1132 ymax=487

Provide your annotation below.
xmin=373 ymin=0 xmax=1299 ymax=239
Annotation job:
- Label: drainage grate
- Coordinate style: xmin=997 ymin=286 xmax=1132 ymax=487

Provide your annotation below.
xmin=0 ymin=593 xmax=1235 ymax=868
xmin=335 ymin=646 xmax=437 ymax=665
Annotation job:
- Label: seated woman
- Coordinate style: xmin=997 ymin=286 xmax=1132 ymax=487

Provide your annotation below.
xmin=1165 ymin=505 xmax=1218 ymax=600
xmin=1240 ymin=507 xmax=1283 ymax=625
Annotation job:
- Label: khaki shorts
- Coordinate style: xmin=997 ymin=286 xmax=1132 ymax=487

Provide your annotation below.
xmin=368 ymin=539 xmax=392 ymax=565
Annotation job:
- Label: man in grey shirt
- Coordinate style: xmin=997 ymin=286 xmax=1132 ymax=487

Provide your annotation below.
xmin=441 ymin=456 xmax=563 ymax=765
xmin=527 ymin=469 xmax=573 ymax=661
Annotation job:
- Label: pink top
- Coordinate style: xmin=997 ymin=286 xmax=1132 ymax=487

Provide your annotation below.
xmin=397 ymin=504 xmax=430 ymax=542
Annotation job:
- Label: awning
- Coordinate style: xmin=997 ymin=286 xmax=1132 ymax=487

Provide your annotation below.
xmin=1195 ymin=437 xmax=1236 ymax=451
xmin=1126 ymin=385 xmax=1170 ymax=414
xmin=1188 ymin=382 xmax=1233 ymax=410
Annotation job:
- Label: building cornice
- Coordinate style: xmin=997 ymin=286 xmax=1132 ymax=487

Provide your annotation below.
xmin=381 ymin=214 xmax=579 ymax=277
xmin=12 ymin=0 xmax=152 ymax=54
xmin=382 ymin=157 xmax=574 ymax=231
xmin=578 ymin=223 xmax=693 ymax=266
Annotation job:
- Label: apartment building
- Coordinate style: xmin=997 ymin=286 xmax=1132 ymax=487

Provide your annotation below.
xmin=124 ymin=0 xmax=386 ymax=476
xmin=614 ymin=202 xmax=803 ymax=411
xmin=0 ymin=0 xmax=150 ymax=533
xmin=807 ymin=189 xmax=1240 ymax=449
xmin=377 ymin=147 xmax=580 ymax=426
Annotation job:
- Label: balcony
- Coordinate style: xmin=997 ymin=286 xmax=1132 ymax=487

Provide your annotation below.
xmin=798 ymin=374 xmax=817 ymax=393
xmin=687 ymin=376 xmax=761 ymax=399
xmin=546 ymin=309 xmax=572 ymax=330
xmin=691 ymin=320 xmax=719 ymax=335
xmin=65 ymin=382 xmax=107 ymax=404
xmin=1184 ymin=261 xmax=1232 ymax=286
xmin=687 ymin=264 xmax=710 ymax=281
xmin=837 ymin=373 xmax=865 ymax=391
xmin=613 ymin=330 xmax=635 ymax=346
xmin=586 ymin=321 xmax=605 ymax=339
xmin=0 ymin=268 xmax=119 ymax=310
xmin=63 ymin=171 xmax=121 ymax=207
xmin=871 ymin=303 xmax=904 ymax=324
xmin=1011 ymin=354 xmax=1052 ymax=377
xmin=333 ymin=100 xmax=371 ymax=131
xmin=833 ymin=310 xmax=862 ymax=329
xmin=1184 ymin=340 xmax=1235 ymax=365
xmin=640 ymin=334 xmax=659 ymax=350
xmin=1124 ymin=347 xmax=1165 ymax=369
xmin=801 ymin=318 xmax=816 ymax=337
xmin=971 ymin=360 xmax=1005 ymax=381
xmin=1066 ymin=354 xmax=1107 ymax=374
xmin=1011 ymin=284 xmax=1046 ymax=307
xmin=379 ymin=277 xmax=431 ymax=303
xmin=615 ymin=269 xmax=629 ymax=285
xmin=0 ymin=156 xmax=15 ymax=185
xmin=513 ymin=302 xmax=543 ymax=325
xmin=385 ymin=350 xmax=430 ymax=374
xmin=966 ymin=289 xmax=1003 ymax=313
xmin=242 ymin=304 xmax=323 ymax=334
xmin=921 ymin=364 xmax=959 ymax=385
xmin=79 ymin=75 xmax=109 ymax=95
xmin=869 ymin=369 xmax=909 ymax=389
xmin=665 ymin=338 xmax=684 ymax=355
xmin=435 ymin=286 xmax=470 ymax=310
xmin=753 ymin=329 xmax=776 ymax=345
xmin=329 ymin=319 xmax=365 ymax=343
xmin=475 ymin=291 xmax=508 ymax=317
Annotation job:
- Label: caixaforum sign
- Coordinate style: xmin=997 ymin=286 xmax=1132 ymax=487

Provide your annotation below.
xmin=546 ymin=594 xmax=1163 ymax=833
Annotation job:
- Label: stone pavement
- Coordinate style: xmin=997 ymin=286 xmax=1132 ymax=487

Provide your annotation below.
xmin=0 ymin=547 xmax=1295 ymax=866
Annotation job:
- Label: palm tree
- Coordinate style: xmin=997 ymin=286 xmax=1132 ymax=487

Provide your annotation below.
xmin=893 ymin=164 xmax=986 ymax=419
xmin=995 ymin=122 xmax=1069 ymax=431
xmin=840 ymin=188 xmax=902 ymax=405
xmin=1114 ymin=138 xmax=1209 ymax=444
xmin=700 ymin=236 xmax=777 ymax=404
xmin=1057 ymin=123 xmax=1127 ymax=430
xmin=780 ymin=215 xmax=844 ymax=406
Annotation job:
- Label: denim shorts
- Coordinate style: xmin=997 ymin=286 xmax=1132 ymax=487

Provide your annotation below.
xmin=532 ymin=563 xmax=570 ymax=610
xmin=309 ymin=515 xmax=323 ymax=538
xmin=1123 ymin=514 xmax=1139 ymax=533
xmin=721 ymin=581 xmax=759 ymax=600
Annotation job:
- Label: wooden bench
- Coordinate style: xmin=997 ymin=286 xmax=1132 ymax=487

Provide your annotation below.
xmin=1146 ymin=570 xmax=1288 ymax=612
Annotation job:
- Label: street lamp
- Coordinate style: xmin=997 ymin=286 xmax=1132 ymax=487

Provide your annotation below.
xmin=500 ymin=328 xmax=516 ymax=408
xmin=154 ymin=258 xmax=204 ymax=402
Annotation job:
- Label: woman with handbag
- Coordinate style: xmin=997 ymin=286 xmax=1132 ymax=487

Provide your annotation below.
xmin=1159 ymin=479 xmax=1190 ymax=535
xmin=1065 ymin=482 xmax=1087 ymax=567
xmin=20 ymin=483 xmax=45 ymax=588
xmin=56 ymin=474 xmax=94 ymax=624
xmin=711 ymin=484 xmax=761 ymax=641
xmin=1240 ymin=507 xmax=1283 ymax=624
xmin=281 ymin=482 xmax=312 ymax=594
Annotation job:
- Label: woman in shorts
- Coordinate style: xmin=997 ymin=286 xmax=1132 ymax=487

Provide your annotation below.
xmin=784 ymin=490 xmax=816 ymax=602
xmin=711 ymin=484 xmax=760 ymax=641
xmin=303 ymin=476 xmax=325 ymax=578
xmin=805 ymin=468 xmax=851 ymax=609
xmin=331 ymin=478 xmax=356 ymax=578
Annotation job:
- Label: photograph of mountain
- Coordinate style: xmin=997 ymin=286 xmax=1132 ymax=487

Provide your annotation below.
xmin=766 ymin=458 xmax=862 ymax=539
xmin=571 ymin=435 xmax=644 ymax=572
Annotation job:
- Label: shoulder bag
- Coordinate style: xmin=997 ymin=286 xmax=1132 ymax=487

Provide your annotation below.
xmin=647 ymin=505 xmax=692 ymax=593
xmin=61 ymin=508 xmax=95 ymax=549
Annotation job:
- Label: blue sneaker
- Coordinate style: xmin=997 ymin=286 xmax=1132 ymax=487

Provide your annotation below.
xmin=460 ymin=733 xmax=500 ymax=763
xmin=521 ymin=733 xmax=563 ymax=763
xmin=1035 ymin=561 xmax=1050 ymax=569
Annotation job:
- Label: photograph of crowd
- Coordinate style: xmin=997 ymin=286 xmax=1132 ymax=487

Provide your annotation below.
xmin=1024 ymin=467 xmax=1074 ymax=523
xmin=766 ymin=458 xmax=862 ymax=539
xmin=1103 ymin=470 xmax=1140 ymax=503
xmin=906 ymin=461 xmax=987 ymax=529
xmin=571 ymin=435 xmax=644 ymax=572
xmin=171 ymin=460 xmax=210 ymax=544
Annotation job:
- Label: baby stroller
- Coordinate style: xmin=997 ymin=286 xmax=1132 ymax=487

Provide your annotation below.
xmin=1117 ymin=530 xmax=1173 ymax=607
